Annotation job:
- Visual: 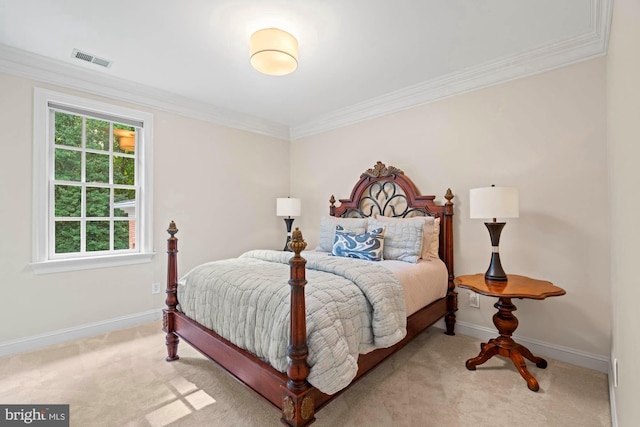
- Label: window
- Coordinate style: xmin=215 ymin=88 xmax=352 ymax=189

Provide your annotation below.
xmin=32 ymin=89 xmax=154 ymax=273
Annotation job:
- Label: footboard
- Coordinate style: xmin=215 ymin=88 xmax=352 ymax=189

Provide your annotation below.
xmin=162 ymin=221 xmax=316 ymax=427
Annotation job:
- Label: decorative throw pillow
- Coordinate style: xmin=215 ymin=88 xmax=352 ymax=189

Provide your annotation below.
xmin=373 ymin=214 xmax=439 ymax=259
xmin=318 ymin=216 xmax=367 ymax=252
xmin=366 ymin=217 xmax=424 ymax=263
xmin=331 ymin=225 xmax=385 ymax=261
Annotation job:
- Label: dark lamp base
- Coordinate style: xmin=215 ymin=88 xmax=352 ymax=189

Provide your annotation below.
xmin=485 ymin=252 xmax=507 ymax=281
xmin=283 ymin=217 xmax=294 ymax=252
xmin=283 ymin=236 xmax=292 ymax=252
xmin=484 ymin=222 xmax=508 ymax=282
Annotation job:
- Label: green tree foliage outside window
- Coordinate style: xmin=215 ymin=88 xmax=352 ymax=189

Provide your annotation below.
xmin=53 ymin=111 xmax=137 ymax=254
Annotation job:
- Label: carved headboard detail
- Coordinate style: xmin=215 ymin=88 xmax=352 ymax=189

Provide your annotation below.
xmin=329 ymin=161 xmax=455 ymax=287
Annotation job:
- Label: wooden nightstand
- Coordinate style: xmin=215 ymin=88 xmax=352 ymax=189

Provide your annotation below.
xmin=454 ymin=274 xmax=566 ymax=391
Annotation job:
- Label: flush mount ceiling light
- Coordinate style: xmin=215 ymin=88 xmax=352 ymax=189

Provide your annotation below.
xmin=250 ymin=28 xmax=298 ymax=76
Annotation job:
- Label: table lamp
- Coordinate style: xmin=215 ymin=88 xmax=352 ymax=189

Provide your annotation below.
xmin=276 ymin=197 xmax=301 ymax=251
xmin=470 ymin=185 xmax=519 ymax=281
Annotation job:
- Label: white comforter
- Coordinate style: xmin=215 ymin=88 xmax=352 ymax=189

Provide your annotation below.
xmin=177 ymin=250 xmax=407 ymax=394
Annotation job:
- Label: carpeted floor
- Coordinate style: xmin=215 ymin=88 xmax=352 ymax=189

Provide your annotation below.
xmin=0 ymin=321 xmax=611 ymax=427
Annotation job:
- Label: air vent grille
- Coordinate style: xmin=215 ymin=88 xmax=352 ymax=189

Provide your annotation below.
xmin=71 ymin=49 xmax=113 ymax=68
xmin=91 ymin=57 xmax=111 ymax=68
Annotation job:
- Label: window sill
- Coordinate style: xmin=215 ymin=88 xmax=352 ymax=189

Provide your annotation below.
xmin=30 ymin=252 xmax=155 ymax=274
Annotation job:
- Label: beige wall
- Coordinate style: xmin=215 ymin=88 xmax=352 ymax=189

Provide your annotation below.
xmin=0 ymin=73 xmax=290 ymax=343
xmin=0 ymin=42 xmax=617 ymax=391
xmin=291 ymin=57 xmax=610 ymax=358
xmin=607 ymin=0 xmax=640 ymax=424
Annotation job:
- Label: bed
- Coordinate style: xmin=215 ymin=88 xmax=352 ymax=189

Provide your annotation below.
xmin=163 ymin=161 xmax=457 ymax=426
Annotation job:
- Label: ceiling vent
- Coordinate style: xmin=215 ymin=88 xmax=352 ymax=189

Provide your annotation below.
xmin=71 ymin=48 xmax=113 ymax=68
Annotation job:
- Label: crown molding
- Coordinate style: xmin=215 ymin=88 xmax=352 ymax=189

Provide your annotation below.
xmin=0 ymin=0 xmax=611 ymax=142
xmin=290 ymin=0 xmax=612 ymax=140
xmin=0 ymin=44 xmax=290 ymax=140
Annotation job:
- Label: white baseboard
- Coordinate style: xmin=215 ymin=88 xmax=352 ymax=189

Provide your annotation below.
xmin=441 ymin=320 xmax=609 ymax=373
xmin=0 ymin=309 xmax=162 ymax=358
xmin=0 ymin=311 xmax=618 ymax=424
xmin=608 ymin=358 xmax=619 ymax=427
xmin=0 ymin=312 xmax=611 ymax=373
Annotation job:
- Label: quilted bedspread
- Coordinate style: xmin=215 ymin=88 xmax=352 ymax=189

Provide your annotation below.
xmin=177 ymin=250 xmax=407 ymax=395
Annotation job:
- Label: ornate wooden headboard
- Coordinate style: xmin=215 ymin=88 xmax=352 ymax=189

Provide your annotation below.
xmin=329 ymin=161 xmax=455 ymax=290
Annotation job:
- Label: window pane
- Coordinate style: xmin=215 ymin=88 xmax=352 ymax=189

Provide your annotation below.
xmin=86 ymin=118 xmax=109 ymax=151
xmin=86 ymin=152 xmax=110 ymax=183
xmin=114 ymin=126 xmax=136 ymax=154
xmin=54 ymin=112 xmax=82 ymax=147
xmin=36 ymin=89 xmax=152 ymax=269
xmin=54 ymin=185 xmax=81 ymax=217
xmin=114 ymin=189 xmax=136 ymax=217
xmin=114 ymin=220 xmax=134 ymax=250
xmin=113 ymin=156 xmax=135 ymax=185
xmin=86 ymin=187 xmax=110 ymax=217
xmin=55 ymin=221 xmax=81 ymax=253
xmin=55 ymin=148 xmax=82 ymax=181
xmin=86 ymin=221 xmax=110 ymax=252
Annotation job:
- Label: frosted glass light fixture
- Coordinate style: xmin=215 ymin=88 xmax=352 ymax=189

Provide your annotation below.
xmin=470 ymin=186 xmax=519 ymax=281
xmin=250 ymin=28 xmax=298 ymax=76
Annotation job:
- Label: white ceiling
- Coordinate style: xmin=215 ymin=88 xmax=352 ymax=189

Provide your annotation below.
xmin=0 ymin=0 xmax=611 ymax=139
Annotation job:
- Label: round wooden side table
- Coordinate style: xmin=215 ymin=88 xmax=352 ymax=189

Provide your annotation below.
xmin=454 ymin=274 xmax=566 ymax=392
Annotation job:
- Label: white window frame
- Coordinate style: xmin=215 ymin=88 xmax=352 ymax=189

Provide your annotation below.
xmin=32 ymin=88 xmax=154 ymax=274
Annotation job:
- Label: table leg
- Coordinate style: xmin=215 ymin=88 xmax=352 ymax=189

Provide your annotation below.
xmin=466 ymin=339 xmax=499 ymax=370
xmin=514 ymin=342 xmax=548 ymax=369
xmin=509 ymin=348 xmax=540 ymax=392
xmin=465 ymin=297 xmax=547 ymax=391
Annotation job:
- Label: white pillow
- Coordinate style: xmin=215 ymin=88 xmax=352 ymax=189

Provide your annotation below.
xmin=366 ymin=217 xmax=424 ymax=263
xmin=373 ymin=214 xmax=440 ymax=259
xmin=317 ymin=216 xmax=367 ymax=252
xmin=429 ymin=217 xmax=441 ymax=259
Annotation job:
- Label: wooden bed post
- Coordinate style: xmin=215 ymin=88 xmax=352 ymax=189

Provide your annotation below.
xmin=281 ymin=228 xmax=315 ymax=427
xmin=443 ymin=189 xmax=458 ymax=336
xmin=163 ymin=221 xmax=180 ymax=361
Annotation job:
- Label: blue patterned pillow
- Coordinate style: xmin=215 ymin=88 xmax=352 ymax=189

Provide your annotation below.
xmin=331 ymin=225 xmax=385 ymax=261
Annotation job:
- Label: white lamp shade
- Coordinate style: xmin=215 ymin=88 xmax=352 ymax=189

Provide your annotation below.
xmin=277 ymin=198 xmax=301 ymax=217
xmin=250 ymin=28 xmax=298 ymax=76
xmin=470 ymin=187 xmax=519 ymax=219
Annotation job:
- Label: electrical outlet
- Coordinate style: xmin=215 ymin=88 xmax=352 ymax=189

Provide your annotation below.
xmin=151 ymin=282 xmax=162 ymax=294
xmin=468 ymin=291 xmax=480 ymax=308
